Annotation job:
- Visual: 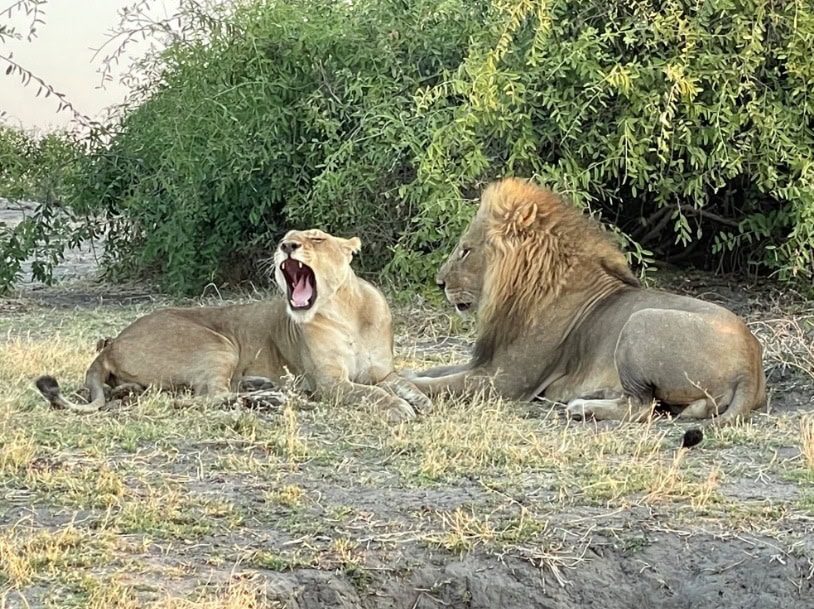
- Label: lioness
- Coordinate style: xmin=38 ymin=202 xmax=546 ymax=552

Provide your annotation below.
xmin=409 ymin=178 xmax=766 ymax=445
xmin=35 ymin=229 xmax=431 ymax=421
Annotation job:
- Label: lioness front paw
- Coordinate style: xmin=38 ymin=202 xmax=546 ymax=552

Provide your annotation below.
xmin=382 ymin=396 xmax=417 ymax=424
xmin=237 ymin=376 xmax=277 ymax=392
xmin=407 ymin=391 xmax=433 ymax=414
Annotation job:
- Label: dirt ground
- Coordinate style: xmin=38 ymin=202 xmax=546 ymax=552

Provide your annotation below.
xmin=1 ymin=226 xmax=813 ymax=609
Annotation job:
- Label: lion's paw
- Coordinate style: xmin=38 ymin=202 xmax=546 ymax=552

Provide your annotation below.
xmin=383 ymin=397 xmax=417 ymax=424
xmin=566 ymin=399 xmax=595 ymax=422
xmin=406 ymin=390 xmax=432 ymax=415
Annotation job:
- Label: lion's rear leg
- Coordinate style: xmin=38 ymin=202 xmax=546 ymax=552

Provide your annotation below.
xmin=675 ymin=398 xmax=719 ymax=420
xmin=611 ymin=308 xmax=765 ymax=429
xmin=179 ymin=345 xmax=239 ymax=405
xmin=700 ymin=378 xmax=764 ymax=427
xmin=566 ymin=396 xmax=653 ymax=422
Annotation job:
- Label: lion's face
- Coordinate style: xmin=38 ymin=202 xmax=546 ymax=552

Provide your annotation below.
xmin=436 ymin=214 xmax=487 ymax=318
xmin=273 ymin=228 xmax=362 ymax=323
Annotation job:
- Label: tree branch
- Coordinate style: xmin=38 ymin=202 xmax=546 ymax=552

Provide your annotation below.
xmin=679 ymin=204 xmax=740 ymax=228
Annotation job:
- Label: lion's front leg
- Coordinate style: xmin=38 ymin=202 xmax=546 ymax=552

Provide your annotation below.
xmin=234 ymin=375 xmax=278 ymax=392
xmin=315 ymin=377 xmax=417 ymax=423
xmin=402 ymin=362 xmax=471 ymax=380
xmin=377 ymin=373 xmax=432 ymax=414
xmin=408 ymin=368 xmax=498 ymax=400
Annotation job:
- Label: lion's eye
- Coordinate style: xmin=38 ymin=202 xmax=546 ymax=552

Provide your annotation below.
xmin=460 ymin=248 xmax=471 ymax=261
xmin=310 ymin=238 xmax=326 ymax=244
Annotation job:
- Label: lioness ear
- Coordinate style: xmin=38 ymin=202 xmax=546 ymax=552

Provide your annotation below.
xmin=343 ymin=237 xmax=362 ymax=258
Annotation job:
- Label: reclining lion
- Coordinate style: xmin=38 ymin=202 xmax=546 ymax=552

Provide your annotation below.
xmin=35 ymin=229 xmax=430 ymax=421
xmin=409 ymin=178 xmax=766 ymax=445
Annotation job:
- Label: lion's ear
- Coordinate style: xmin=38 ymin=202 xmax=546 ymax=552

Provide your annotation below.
xmin=343 ymin=237 xmax=362 ymax=258
xmin=508 ymin=201 xmax=538 ymax=231
xmin=601 ymin=256 xmax=640 ymax=287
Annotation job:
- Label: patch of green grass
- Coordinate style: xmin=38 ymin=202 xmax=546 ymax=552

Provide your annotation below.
xmin=111 ymin=489 xmax=243 ymax=540
xmin=264 ymin=484 xmax=306 ymax=508
xmin=798 ymin=494 xmax=814 ymax=514
xmin=0 ymin=522 xmax=123 ymax=589
xmin=249 ymin=549 xmax=317 ymax=572
xmin=783 ymin=468 xmax=814 ymax=485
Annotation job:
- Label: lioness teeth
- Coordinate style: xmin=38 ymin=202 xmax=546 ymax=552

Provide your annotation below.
xmin=298 ymin=261 xmax=302 ymax=269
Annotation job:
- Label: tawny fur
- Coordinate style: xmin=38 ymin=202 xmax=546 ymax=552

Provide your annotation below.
xmin=409 ymin=178 xmax=767 ymax=445
xmin=35 ymin=229 xmax=430 ymax=422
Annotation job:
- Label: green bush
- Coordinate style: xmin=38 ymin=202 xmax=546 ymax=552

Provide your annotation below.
xmin=0 ymin=126 xmax=84 ymax=289
xmin=395 ymin=0 xmax=814 ymax=285
xmin=73 ymin=0 xmax=487 ymax=293
xmin=69 ymin=0 xmax=813 ymax=293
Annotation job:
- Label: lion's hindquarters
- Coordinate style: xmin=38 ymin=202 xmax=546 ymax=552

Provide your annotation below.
xmin=34 ymin=345 xmax=113 ymax=413
xmin=107 ymin=312 xmax=240 ymax=396
xmin=615 ymin=307 xmax=765 ymax=421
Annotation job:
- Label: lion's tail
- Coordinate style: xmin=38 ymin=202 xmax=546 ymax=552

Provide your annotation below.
xmin=680 ymin=369 xmax=768 ymax=449
xmin=35 ymin=353 xmax=109 ymax=414
xmin=680 ymin=427 xmax=704 ymax=448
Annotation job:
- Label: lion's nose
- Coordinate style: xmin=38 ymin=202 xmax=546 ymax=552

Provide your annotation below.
xmin=280 ymin=241 xmax=301 ymax=255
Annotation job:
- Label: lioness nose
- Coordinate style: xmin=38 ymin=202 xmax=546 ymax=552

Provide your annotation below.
xmin=280 ymin=241 xmax=301 ymax=255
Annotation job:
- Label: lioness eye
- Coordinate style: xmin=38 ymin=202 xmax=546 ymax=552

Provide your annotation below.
xmin=311 ymin=238 xmax=325 ymax=244
xmin=460 ymin=248 xmax=471 ymax=260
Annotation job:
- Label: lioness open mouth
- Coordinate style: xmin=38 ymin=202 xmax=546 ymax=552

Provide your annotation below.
xmin=280 ymin=259 xmax=317 ymax=310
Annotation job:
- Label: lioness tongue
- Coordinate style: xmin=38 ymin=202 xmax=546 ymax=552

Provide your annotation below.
xmin=291 ymin=275 xmax=313 ymax=307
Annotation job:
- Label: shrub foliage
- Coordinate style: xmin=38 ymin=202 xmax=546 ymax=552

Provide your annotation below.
xmin=70 ymin=0 xmax=486 ymax=292
xmin=0 ymin=126 xmax=84 ymax=288
xmin=4 ymin=0 xmax=814 ymax=293
xmin=395 ymin=0 xmax=814 ymax=284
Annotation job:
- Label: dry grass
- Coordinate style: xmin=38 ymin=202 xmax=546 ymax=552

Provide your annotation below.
xmin=1 ymin=291 xmax=813 ymax=606
xmin=751 ymin=312 xmax=814 ymax=382
xmin=802 ymin=416 xmax=814 ymax=470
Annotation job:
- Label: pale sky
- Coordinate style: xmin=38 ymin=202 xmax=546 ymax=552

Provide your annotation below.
xmin=1 ymin=0 xmax=181 ymax=132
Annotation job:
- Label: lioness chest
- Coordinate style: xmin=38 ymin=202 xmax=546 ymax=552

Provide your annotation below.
xmin=303 ymin=315 xmax=392 ymax=384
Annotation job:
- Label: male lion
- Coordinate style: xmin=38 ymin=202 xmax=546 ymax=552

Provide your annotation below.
xmin=35 ymin=229 xmax=431 ymax=421
xmin=409 ymin=178 xmax=766 ymax=445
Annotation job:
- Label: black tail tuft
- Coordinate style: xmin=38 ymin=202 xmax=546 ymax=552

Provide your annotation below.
xmin=35 ymin=375 xmax=61 ymax=400
xmin=681 ymin=427 xmax=704 ymax=448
